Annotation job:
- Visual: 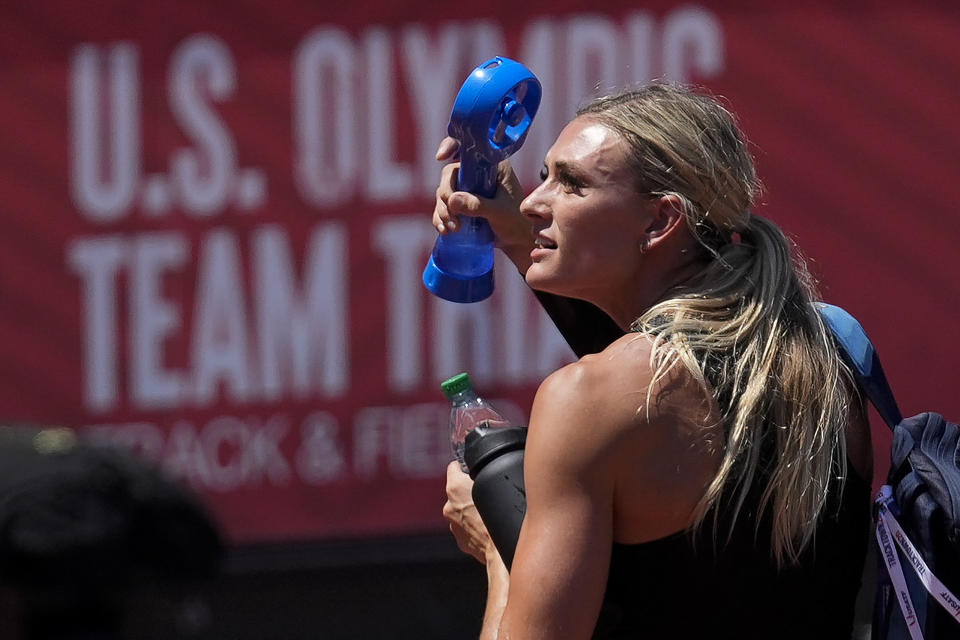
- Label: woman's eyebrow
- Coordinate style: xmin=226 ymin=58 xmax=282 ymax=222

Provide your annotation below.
xmin=553 ymin=160 xmax=590 ymax=183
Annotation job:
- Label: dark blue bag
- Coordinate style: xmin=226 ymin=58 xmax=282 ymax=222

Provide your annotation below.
xmin=820 ymin=304 xmax=960 ymax=640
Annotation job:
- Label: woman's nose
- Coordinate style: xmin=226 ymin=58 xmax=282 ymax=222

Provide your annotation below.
xmin=520 ymin=184 xmax=550 ymax=220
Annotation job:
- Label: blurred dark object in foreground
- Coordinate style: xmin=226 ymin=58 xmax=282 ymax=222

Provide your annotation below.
xmin=0 ymin=425 xmax=223 ymax=640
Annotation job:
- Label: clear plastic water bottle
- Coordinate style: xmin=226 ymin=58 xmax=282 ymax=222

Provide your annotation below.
xmin=441 ymin=372 xmax=509 ymax=471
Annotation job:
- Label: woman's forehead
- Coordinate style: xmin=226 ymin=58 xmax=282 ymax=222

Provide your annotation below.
xmin=546 ymin=118 xmax=630 ymax=177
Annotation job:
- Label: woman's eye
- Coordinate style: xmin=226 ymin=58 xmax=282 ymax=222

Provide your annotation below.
xmin=539 ymin=166 xmax=585 ymax=195
xmin=560 ymin=177 xmax=585 ymax=195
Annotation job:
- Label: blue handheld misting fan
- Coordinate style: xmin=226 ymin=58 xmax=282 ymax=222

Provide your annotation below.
xmin=422 ymin=57 xmax=541 ymax=303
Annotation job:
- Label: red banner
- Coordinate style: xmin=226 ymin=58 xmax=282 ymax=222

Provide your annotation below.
xmin=0 ymin=1 xmax=958 ymax=543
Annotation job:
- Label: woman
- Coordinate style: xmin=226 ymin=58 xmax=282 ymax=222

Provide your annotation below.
xmin=436 ymin=83 xmax=872 ymax=639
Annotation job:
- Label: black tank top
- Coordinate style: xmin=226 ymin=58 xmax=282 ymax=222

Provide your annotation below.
xmin=593 ymin=463 xmax=871 ymax=639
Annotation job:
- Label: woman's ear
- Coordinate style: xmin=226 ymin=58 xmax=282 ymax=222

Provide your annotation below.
xmin=643 ymin=195 xmax=686 ymax=247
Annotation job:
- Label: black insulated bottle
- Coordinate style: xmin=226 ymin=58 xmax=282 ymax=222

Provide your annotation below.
xmin=463 ymin=423 xmax=528 ymax=570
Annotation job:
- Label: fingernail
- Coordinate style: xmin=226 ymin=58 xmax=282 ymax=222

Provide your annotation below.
xmin=446 ymin=221 xmax=457 ymax=230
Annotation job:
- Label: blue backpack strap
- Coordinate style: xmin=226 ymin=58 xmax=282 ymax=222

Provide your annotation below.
xmin=817 ymin=303 xmax=903 ymax=430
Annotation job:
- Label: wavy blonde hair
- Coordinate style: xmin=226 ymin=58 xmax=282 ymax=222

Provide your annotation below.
xmin=578 ymin=83 xmax=852 ymax=566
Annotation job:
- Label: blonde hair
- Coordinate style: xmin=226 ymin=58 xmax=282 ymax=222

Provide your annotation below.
xmin=578 ymin=83 xmax=852 ymax=566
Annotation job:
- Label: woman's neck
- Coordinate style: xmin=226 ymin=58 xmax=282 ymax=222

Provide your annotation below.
xmin=601 ymin=245 xmax=711 ymax=331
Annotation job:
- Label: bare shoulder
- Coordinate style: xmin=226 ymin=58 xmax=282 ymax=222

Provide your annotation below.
xmin=540 ymin=332 xmax=654 ymax=396
xmin=533 ymin=334 xmax=653 ymax=426
xmin=527 ymin=333 xmax=723 ymax=540
xmin=533 ymin=331 xmax=713 ymax=424
xmin=528 ymin=332 xmax=716 ymax=467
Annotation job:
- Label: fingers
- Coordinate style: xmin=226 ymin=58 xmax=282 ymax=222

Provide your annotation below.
xmin=433 ymin=163 xmax=459 ymax=232
xmin=443 ymin=461 xmax=490 ymax=564
xmin=432 ymin=164 xmax=484 ymax=234
xmin=435 ymin=136 xmax=460 ymax=162
xmin=432 ymin=198 xmax=456 ymax=234
xmin=445 ymin=460 xmax=473 ymax=501
xmin=443 ymin=500 xmax=487 ymax=564
xmin=442 ymin=499 xmax=456 ymax=521
xmin=448 ymin=521 xmax=486 ymax=564
xmin=448 ymin=192 xmax=482 ymax=215
xmin=433 ymin=136 xmax=527 ymax=256
xmin=443 ymin=462 xmax=476 ymax=525
xmin=432 ymin=137 xmax=467 ymax=233
xmin=446 ymin=459 xmax=464 ymax=480
xmin=446 ymin=459 xmax=473 ymax=481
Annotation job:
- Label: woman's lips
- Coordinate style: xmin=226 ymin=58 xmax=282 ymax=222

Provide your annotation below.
xmin=531 ymin=237 xmax=557 ymax=261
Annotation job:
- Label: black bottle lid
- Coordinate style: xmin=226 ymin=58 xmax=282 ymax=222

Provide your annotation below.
xmin=463 ymin=423 xmax=527 ymax=479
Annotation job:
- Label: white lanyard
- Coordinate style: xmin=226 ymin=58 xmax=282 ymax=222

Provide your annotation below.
xmin=875 ymin=486 xmax=960 ymax=640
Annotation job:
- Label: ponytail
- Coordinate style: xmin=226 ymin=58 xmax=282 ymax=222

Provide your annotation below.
xmin=633 ymin=214 xmax=851 ymax=565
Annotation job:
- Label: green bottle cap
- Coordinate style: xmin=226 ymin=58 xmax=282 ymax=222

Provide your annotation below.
xmin=441 ymin=372 xmax=473 ymax=398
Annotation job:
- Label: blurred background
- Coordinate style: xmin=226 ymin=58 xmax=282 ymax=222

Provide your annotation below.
xmin=0 ymin=1 xmax=958 ymax=637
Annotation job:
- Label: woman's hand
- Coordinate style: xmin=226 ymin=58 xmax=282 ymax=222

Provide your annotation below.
xmin=443 ymin=461 xmax=510 ymax=640
xmin=433 ymin=137 xmax=535 ymax=274
xmin=442 ymin=460 xmax=497 ymax=564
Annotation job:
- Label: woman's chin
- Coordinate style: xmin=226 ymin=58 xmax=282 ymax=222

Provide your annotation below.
xmin=524 ymin=265 xmax=564 ymax=295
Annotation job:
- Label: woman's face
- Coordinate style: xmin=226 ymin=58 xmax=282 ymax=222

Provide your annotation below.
xmin=521 ymin=118 xmax=654 ymax=302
